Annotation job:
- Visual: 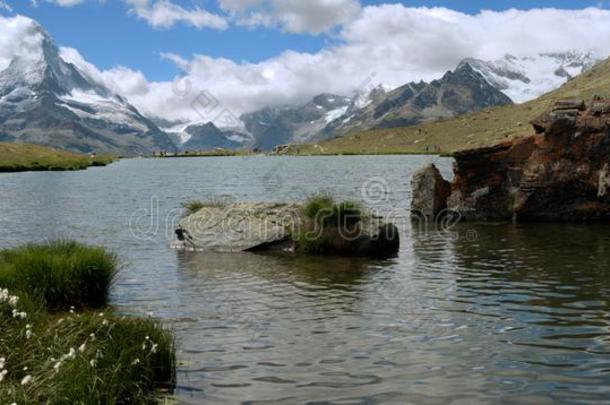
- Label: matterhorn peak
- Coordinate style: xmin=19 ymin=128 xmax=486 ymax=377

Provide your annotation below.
xmin=0 ymin=16 xmax=176 ymax=155
xmin=0 ymin=17 xmax=107 ymax=97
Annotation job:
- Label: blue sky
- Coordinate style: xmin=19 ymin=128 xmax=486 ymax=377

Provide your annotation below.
xmin=3 ymin=0 xmax=608 ymax=81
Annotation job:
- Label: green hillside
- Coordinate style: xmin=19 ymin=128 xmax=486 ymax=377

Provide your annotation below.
xmin=0 ymin=143 xmax=114 ymax=172
xmin=291 ymin=57 xmax=610 ymax=155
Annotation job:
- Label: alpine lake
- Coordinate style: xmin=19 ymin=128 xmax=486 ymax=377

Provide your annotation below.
xmin=1 ymin=155 xmax=609 ymax=404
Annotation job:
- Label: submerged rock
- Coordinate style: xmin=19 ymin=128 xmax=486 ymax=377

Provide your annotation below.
xmin=174 ymin=202 xmax=399 ymax=256
xmin=412 ymin=98 xmax=610 ymax=222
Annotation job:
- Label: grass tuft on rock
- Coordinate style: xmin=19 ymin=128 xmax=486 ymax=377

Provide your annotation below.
xmin=182 ymin=198 xmax=231 ymax=216
xmin=0 ymin=240 xmax=176 ymax=403
xmin=298 ymin=195 xmax=363 ymax=254
xmin=182 ymin=200 xmax=207 ymax=216
xmin=302 ymin=194 xmax=362 ymax=227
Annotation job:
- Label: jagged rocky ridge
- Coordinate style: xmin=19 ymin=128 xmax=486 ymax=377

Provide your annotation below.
xmin=231 ymin=53 xmax=597 ymax=150
xmin=240 ymin=94 xmax=352 ymax=150
xmin=324 ymin=63 xmax=513 ymax=138
xmin=412 ymin=98 xmax=610 ymax=222
xmin=235 ymin=64 xmax=513 ymax=150
xmin=0 ymin=21 xmax=175 ymax=156
xmin=181 ymin=122 xmax=253 ymax=151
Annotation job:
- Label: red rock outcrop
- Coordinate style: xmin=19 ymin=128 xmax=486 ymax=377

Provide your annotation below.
xmin=412 ymin=97 xmax=610 ymax=222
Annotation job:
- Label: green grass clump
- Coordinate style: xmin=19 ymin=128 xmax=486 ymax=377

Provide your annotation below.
xmin=0 ymin=240 xmax=176 ymax=403
xmin=302 ymin=195 xmax=362 ymax=227
xmin=182 ymin=198 xmax=230 ymax=216
xmin=0 ymin=240 xmax=117 ymax=310
xmin=182 ymin=200 xmax=207 ymax=216
xmin=297 ymin=196 xmax=363 ymax=254
xmin=0 ymin=308 xmax=175 ymax=404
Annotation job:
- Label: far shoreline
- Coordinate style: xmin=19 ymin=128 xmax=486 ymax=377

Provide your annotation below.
xmin=0 ymin=142 xmax=116 ymax=174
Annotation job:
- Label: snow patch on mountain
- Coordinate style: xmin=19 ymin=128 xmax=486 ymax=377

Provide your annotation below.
xmin=60 ymin=90 xmax=149 ymax=132
xmin=325 ymin=106 xmax=349 ymax=123
xmin=463 ymin=51 xmax=599 ymax=103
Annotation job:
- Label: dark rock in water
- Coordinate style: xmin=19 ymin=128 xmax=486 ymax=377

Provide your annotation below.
xmin=412 ymin=98 xmax=610 ymax=222
xmin=354 ymin=223 xmax=400 ymax=257
xmin=411 ymin=164 xmax=451 ymax=221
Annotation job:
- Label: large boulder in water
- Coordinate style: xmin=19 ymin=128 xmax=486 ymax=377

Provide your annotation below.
xmin=410 ymin=164 xmax=451 ymax=221
xmin=174 ymin=202 xmax=399 ymax=256
xmin=174 ymin=203 xmax=301 ymax=253
xmin=411 ymin=98 xmax=610 ymax=222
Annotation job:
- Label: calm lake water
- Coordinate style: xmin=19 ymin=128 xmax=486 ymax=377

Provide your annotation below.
xmin=1 ymin=156 xmax=610 ymax=404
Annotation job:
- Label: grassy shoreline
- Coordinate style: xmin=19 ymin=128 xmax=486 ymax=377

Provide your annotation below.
xmin=149 ymin=149 xmax=256 ymax=158
xmin=0 ymin=143 xmax=115 ymax=173
xmin=0 ymin=241 xmax=175 ymax=403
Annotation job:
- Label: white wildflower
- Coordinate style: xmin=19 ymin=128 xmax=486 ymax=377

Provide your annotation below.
xmin=131 ymin=358 xmax=140 ymax=365
xmin=8 ymin=295 xmax=18 ymax=307
xmin=19 ymin=311 xmax=26 ymax=319
xmin=0 ymin=369 xmax=7 ymax=382
xmin=20 ymin=375 xmax=32 ymax=385
xmin=98 ymin=312 xmax=104 ymax=317
xmin=150 ymin=343 xmax=158 ymax=354
xmin=26 ymin=329 xmax=32 ymax=340
xmin=102 ymin=320 xmax=109 ymax=326
xmin=89 ymin=359 xmax=97 ymax=367
xmin=23 ymin=366 xmax=28 ymax=371
xmin=0 ymin=356 xmax=5 ymax=369
xmin=78 ymin=343 xmax=86 ymax=353
xmin=53 ymin=362 xmax=62 ymax=372
xmin=67 ymin=348 xmax=76 ymax=360
xmin=89 ymin=333 xmax=96 ymax=341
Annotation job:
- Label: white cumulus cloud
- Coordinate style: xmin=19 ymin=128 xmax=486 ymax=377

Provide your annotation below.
xmin=0 ymin=15 xmax=48 ymax=70
xmin=101 ymin=5 xmax=610 ymax=123
xmin=0 ymin=1 xmax=12 ymax=12
xmin=124 ymin=0 xmax=228 ymax=30
xmin=220 ymin=0 xmax=362 ymax=34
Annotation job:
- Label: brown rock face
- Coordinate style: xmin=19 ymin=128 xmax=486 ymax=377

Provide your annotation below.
xmin=415 ymin=98 xmax=610 ymax=222
xmin=411 ymin=164 xmax=452 ymax=221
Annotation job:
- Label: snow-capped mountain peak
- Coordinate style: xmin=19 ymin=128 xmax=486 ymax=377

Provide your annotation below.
xmin=0 ymin=22 xmax=106 ymax=98
xmin=0 ymin=19 xmax=175 ymax=155
xmin=462 ymin=51 xmax=600 ymax=103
